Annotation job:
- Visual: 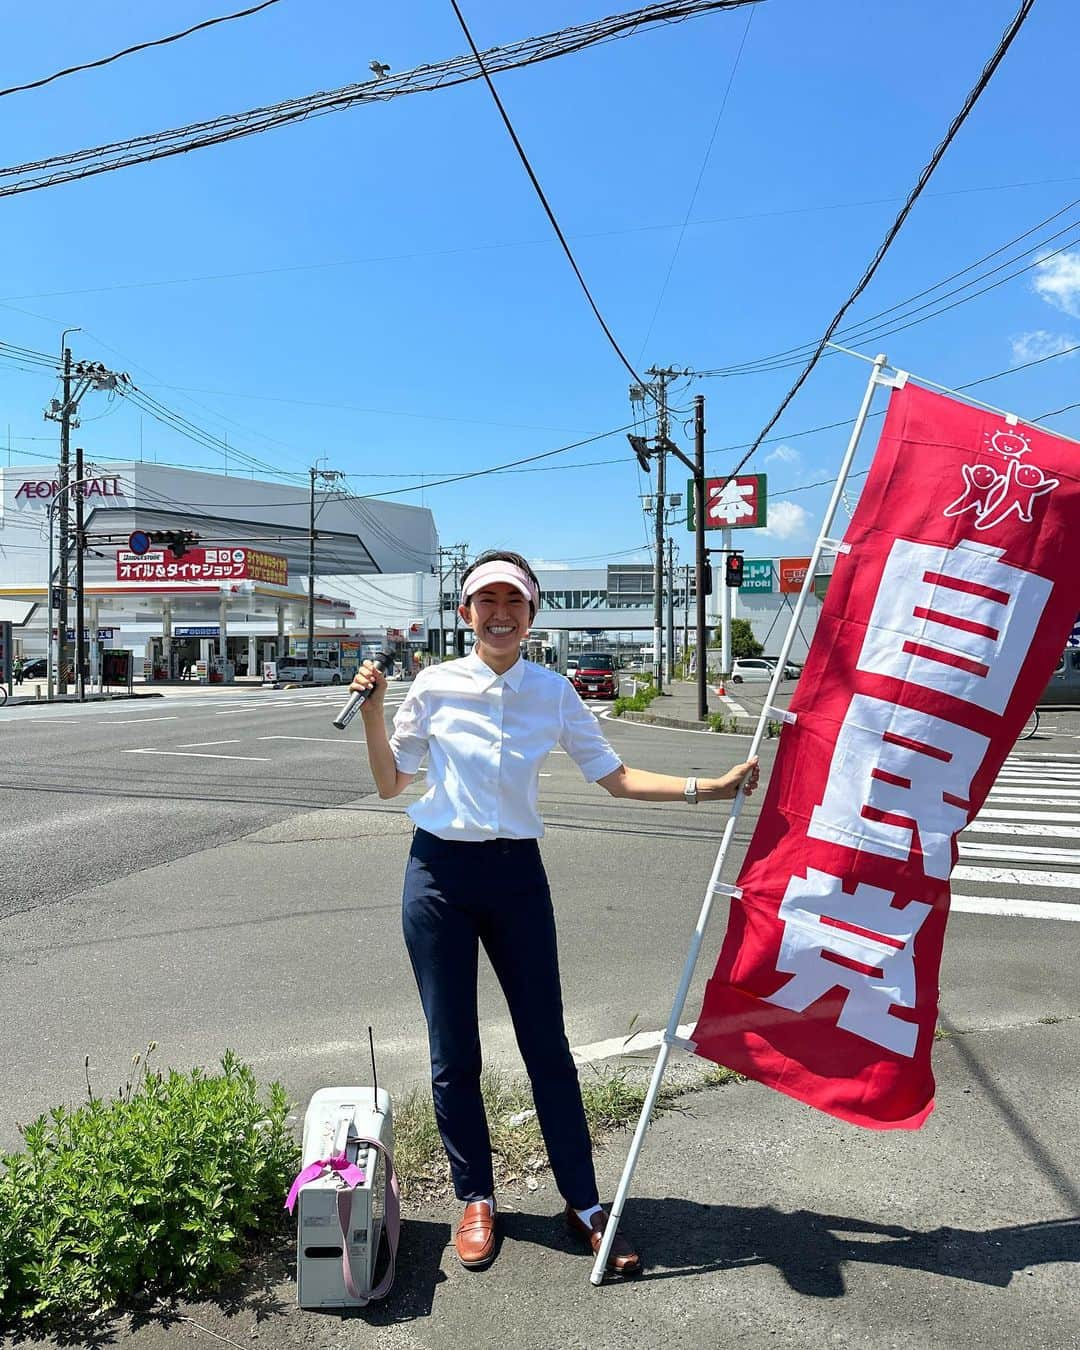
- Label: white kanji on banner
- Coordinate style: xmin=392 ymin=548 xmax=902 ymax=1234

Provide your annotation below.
xmin=766 ymin=868 xmax=932 ymax=1057
xmin=808 ymin=693 xmax=989 ymax=879
xmin=708 ymin=478 xmax=756 ymax=526
xmin=857 ymin=540 xmax=1051 ymax=715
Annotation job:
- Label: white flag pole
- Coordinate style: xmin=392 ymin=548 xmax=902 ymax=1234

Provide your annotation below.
xmin=590 ymin=352 xmax=891 ymax=1286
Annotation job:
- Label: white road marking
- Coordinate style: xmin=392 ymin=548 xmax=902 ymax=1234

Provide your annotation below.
xmin=950 ymin=896 xmax=1080 ymax=921
xmin=983 ymin=796 xmax=1080 ymax=807
xmin=177 ymin=740 xmax=242 ymax=748
xmin=259 ymin=735 xmax=352 ymax=744
xmin=988 ymin=787 xmax=1080 ymax=800
xmin=1007 ymin=752 xmax=1080 ymax=760
xmin=952 ymin=865 xmax=1079 ymax=889
xmin=571 ymin=1023 xmax=696 ymax=1065
xmin=964 ymin=820 xmax=1080 ymax=838
xmin=720 ymin=694 xmax=749 ymax=715
xmin=959 ymin=841 xmax=1080 ymax=864
xmin=122 ymin=748 xmax=271 ymax=762
xmin=104 ymin=716 xmax=179 ymax=724
xmin=977 ymin=808 xmax=1080 ymax=823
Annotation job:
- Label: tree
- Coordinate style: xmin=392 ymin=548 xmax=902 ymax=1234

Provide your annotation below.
xmin=730 ymin=618 xmax=763 ymax=659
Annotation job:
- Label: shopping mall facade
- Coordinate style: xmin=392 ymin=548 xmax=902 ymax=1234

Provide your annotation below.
xmin=0 ymin=459 xmax=823 ymax=681
xmin=0 ymin=462 xmax=438 ymax=682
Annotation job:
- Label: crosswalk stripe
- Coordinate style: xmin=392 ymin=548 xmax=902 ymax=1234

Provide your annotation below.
xmin=982 ymin=788 xmax=1080 ymax=799
xmin=959 ymin=841 xmax=1080 ymax=864
xmin=950 ymin=895 xmax=1080 ymax=921
xmin=977 ymin=808 xmax=1080 ymax=822
xmin=964 ymin=820 xmax=1080 ymax=838
xmin=952 ymin=865 xmax=1078 ymax=889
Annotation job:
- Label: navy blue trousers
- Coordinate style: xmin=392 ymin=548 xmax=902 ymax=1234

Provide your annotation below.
xmin=402 ymin=828 xmax=599 ymax=1209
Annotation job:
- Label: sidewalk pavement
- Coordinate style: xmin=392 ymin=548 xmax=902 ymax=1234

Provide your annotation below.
xmin=13 ymin=1023 xmax=1076 ymax=1350
xmin=3 ymin=677 xmax=1076 ymax=1348
xmin=6 ymin=784 xmax=1076 ymax=1348
xmin=623 ymin=675 xmax=793 ymax=733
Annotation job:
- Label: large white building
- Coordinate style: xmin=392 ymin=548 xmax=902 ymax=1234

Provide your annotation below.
xmin=341 ymin=559 xmax=825 ymax=667
xmin=0 ymin=462 xmax=438 ymax=680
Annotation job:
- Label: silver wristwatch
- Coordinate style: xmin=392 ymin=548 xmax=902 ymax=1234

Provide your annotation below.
xmin=684 ymin=775 xmax=699 ymax=805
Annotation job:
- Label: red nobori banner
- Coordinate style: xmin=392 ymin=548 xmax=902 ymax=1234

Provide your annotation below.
xmin=115 ymin=547 xmax=288 ymax=586
xmin=690 ymin=383 xmax=1080 ymax=1129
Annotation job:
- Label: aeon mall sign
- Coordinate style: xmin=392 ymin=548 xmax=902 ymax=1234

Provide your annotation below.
xmin=14 ymin=475 xmax=126 ymax=505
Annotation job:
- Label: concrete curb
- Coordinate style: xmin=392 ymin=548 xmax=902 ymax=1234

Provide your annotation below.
xmin=616 ymin=710 xmax=762 ymax=735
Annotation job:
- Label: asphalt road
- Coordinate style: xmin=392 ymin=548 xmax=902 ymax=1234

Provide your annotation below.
xmin=0 ymin=679 xmax=1077 ymax=1143
xmin=1 ymin=680 xmax=1077 ymax=1347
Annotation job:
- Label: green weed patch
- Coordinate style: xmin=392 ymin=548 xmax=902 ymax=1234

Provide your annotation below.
xmin=0 ymin=1047 xmax=298 ymax=1328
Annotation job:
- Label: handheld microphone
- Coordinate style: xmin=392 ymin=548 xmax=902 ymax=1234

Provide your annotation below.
xmin=332 ymin=649 xmax=395 ymax=731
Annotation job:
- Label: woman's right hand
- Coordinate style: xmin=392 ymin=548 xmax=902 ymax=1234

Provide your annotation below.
xmin=350 ymin=659 xmax=387 ymax=711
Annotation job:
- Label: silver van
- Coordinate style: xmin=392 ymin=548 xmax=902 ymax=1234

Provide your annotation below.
xmin=1041 ymin=647 xmax=1080 ymax=706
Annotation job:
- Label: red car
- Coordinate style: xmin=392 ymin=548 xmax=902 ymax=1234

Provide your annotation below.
xmin=571 ymin=652 xmax=617 ymax=699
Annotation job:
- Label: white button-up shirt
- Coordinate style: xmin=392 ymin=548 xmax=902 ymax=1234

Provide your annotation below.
xmin=389 ymin=651 xmax=622 ymax=840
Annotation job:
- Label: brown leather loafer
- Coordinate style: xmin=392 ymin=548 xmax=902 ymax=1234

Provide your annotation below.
xmin=565 ymin=1205 xmax=642 ymax=1275
xmin=455 ymin=1200 xmax=496 ymax=1269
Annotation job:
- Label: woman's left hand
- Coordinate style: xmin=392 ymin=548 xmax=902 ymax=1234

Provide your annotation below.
xmin=709 ymin=757 xmax=760 ymax=800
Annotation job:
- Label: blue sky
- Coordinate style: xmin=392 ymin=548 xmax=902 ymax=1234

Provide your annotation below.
xmin=2 ymin=0 xmax=1079 ymax=573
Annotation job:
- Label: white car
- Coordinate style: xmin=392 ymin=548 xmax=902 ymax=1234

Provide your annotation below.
xmin=275 ymin=656 xmax=344 ymax=685
xmin=729 ymin=658 xmax=777 ymax=683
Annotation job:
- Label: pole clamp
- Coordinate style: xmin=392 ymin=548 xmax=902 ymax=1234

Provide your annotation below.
xmin=874 ymin=368 xmax=909 ymax=389
xmin=820 ymin=537 xmax=851 ymax=554
xmin=664 ymin=1032 xmax=699 ymax=1053
xmin=708 ymin=882 xmax=743 ymax=900
xmin=765 ymin=705 xmax=797 ymax=725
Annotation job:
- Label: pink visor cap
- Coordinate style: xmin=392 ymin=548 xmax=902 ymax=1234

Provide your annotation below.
xmin=460 ymin=560 xmax=540 ymax=610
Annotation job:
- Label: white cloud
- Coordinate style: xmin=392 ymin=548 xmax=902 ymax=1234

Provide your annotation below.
xmin=1010 ymin=330 xmax=1078 ymax=363
xmin=765 ymin=443 xmax=800 ymax=466
xmin=758 ymin=500 xmax=810 ymax=541
xmin=1032 ymin=250 xmax=1080 ymax=318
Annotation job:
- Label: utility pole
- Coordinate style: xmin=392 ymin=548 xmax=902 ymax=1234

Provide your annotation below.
xmin=628 ymin=365 xmax=694 ymax=697
xmin=666 ymin=536 xmax=676 ymax=680
xmin=56 ymin=340 xmax=75 ymax=693
xmin=437 ymin=543 xmax=468 ymax=658
xmin=44 ymin=345 xmax=125 ymax=699
xmin=74 ymin=446 xmax=87 ymax=701
xmin=307 ymin=462 xmax=344 ymax=680
xmin=653 ymin=426 xmax=666 ymax=691
xmin=693 ymin=394 xmax=708 ymax=721
xmin=683 ymin=562 xmax=691 ymax=660
xmin=720 ymin=526 xmax=733 ymax=677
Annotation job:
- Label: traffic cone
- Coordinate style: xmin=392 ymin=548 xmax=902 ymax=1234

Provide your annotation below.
xmin=715 ymin=680 xmax=726 ymax=697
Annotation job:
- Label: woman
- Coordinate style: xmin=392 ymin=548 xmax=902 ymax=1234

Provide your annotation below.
xmin=351 ymin=549 xmax=758 ymax=1275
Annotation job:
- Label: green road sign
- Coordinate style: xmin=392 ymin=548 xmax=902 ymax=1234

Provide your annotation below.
xmin=740 ymin=559 xmax=773 ymax=593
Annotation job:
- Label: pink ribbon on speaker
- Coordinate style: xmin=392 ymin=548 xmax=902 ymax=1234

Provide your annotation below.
xmin=284 ymin=1154 xmax=366 ymax=1213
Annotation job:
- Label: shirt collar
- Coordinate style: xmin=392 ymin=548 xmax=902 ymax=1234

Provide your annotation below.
xmin=463 ymin=649 xmax=527 ymax=691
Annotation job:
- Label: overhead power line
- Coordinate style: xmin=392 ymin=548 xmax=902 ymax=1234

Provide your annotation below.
xmin=453 ymin=0 xmax=648 ymax=386
xmin=0 ymin=1 xmax=285 ymax=101
xmin=722 ymin=0 xmax=1037 ymax=482
xmin=637 ymin=3 xmax=755 ymax=359
xmin=697 ymin=202 xmax=1080 ymax=378
xmin=0 ymin=1 xmax=758 ymax=199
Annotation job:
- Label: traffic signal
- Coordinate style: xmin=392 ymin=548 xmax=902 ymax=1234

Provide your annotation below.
xmin=148 ymin=529 xmax=198 ymax=560
xmin=724 ymin=552 xmax=744 ymax=588
xmin=701 ymin=562 xmax=713 ymax=596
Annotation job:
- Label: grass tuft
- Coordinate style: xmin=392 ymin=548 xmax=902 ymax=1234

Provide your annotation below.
xmin=392 ymin=1061 xmax=743 ymax=1202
